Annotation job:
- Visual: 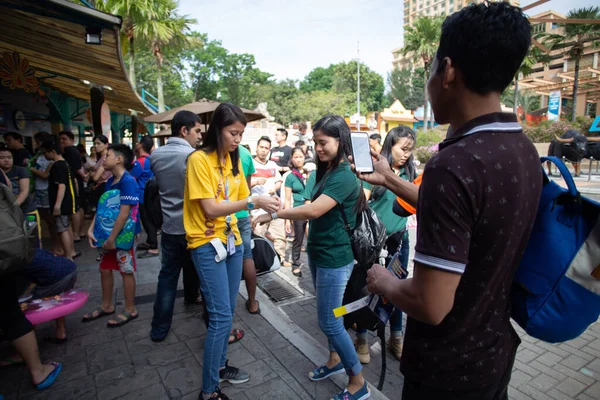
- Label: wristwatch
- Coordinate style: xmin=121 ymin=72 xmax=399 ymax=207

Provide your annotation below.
xmin=247 ymin=196 xmax=255 ymax=210
xmin=271 ymin=212 xmax=278 ymax=220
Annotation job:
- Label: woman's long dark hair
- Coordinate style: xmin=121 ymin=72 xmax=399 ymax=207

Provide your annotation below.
xmin=312 ymin=115 xmax=366 ymax=212
xmin=371 ymin=126 xmax=417 ymax=201
xmin=198 ymin=102 xmax=246 ymax=176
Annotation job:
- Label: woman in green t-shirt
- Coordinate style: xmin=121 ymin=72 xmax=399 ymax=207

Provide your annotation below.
xmin=253 ymin=115 xmax=370 ymax=400
xmin=284 ymin=147 xmax=308 ymax=277
xmin=355 ymin=126 xmax=417 ymax=365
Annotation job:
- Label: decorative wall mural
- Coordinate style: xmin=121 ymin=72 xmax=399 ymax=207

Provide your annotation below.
xmin=0 ymin=51 xmax=40 ymax=94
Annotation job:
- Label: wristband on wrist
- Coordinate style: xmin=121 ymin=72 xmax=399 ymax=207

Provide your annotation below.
xmin=271 ymin=212 xmax=278 ymax=220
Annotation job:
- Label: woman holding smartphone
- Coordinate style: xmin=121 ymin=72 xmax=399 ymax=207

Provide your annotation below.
xmin=284 ymin=147 xmax=308 ymax=277
xmin=253 ymin=115 xmax=370 ymax=400
xmin=354 ymin=126 xmax=417 ymax=364
xmin=184 ymin=103 xmax=279 ymax=400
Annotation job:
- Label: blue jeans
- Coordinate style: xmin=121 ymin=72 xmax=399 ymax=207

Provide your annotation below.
xmin=237 ymin=217 xmax=253 ymax=260
xmin=308 ymin=257 xmax=362 ymax=376
xmin=151 ymin=233 xmax=200 ymax=340
xmin=192 ymin=242 xmax=243 ymax=393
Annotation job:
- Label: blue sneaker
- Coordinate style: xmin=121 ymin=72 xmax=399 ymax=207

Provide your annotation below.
xmin=330 ymin=381 xmax=370 ymax=400
xmin=308 ymin=362 xmax=344 ymax=381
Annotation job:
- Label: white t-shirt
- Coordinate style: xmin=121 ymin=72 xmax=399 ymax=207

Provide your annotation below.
xmin=251 ymin=159 xmax=282 ymax=215
xmin=34 ymin=154 xmax=51 ymax=191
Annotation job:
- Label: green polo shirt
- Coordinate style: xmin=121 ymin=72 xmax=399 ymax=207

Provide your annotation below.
xmin=235 ymin=145 xmax=256 ymax=219
xmin=285 ymin=172 xmax=306 ymax=208
xmin=364 ymin=167 xmax=415 ymax=236
xmin=304 ymin=162 xmax=360 ymax=268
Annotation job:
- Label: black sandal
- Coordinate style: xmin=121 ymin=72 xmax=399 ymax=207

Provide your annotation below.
xmin=245 ymin=300 xmax=261 ymax=315
xmin=82 ymin=306 xmax=115 ymax=322
xmin=106 ymin=311 xmax=139 ymax=328
xmin=292 ymin=268 xmax=302 ymax=277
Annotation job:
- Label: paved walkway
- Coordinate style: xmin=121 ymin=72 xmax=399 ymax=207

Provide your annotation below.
xmin=2 ymin=224 xmax=600 ymax=399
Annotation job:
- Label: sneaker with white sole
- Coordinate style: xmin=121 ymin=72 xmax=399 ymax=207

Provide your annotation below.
xmin=330 ymin=381 xmax=371 ymax=400
xmin=219 ymin=360 xmax=249 ymax=384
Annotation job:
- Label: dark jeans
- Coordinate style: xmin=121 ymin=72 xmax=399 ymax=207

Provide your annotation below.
xmin=402 ymin=355 xmax=515 ymax=400
xmin=139 ymin=203 xmax=158 ymax=250
xmin=151 ymin=233 xmax=200 ymax=339
xmin=291 ymin=220 xmax=307 ymax=267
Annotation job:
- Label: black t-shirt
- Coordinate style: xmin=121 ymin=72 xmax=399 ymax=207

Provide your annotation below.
xmin=270 ymin=145 xmax=292 ymax=168
xmin=5 ymin=166 xmax=36 ymax=213
xmin=402 ymin=113 xmax=543 ymax=390
xmin=63 ymin=146 xmax=83 ymax=182
xmin=12 ymin=147 xmax=31 ymax=167
xmin=48 ymin=160 xmax=77 ymax=215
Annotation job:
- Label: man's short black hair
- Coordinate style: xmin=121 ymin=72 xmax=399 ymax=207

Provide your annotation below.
xmin=276 ymin=128 xmax=288 ymax=139
xmin=3 ymin=131 xmax=23 ymax=143
xmin=108 ymin=144 xmax=134 ymax=167
xmin=257 ymin=136 xmax=272 ymax=147
xmin=436 ymin=2 xmax=531 ymax=95
xmin=295 ymin=140 xmax=306 ymax=147
xmin=139 ymin=135 xmax=154 ymax=153
xmin=34 ymin=131 xmax=52 ymax=145
xmin=58 ymin=130 xmax=75 ymax=141
xmin=41 ymin=139 xmax=62 ymax=155
xmin=171 ymin=111 xmax=201 ymax=138
xmin=369 ymin=133 xmax=382 ymax=143
xmin=0 ymin=145 xmax=10 ymax=154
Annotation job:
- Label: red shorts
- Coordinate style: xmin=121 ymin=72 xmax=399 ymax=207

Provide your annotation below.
xmin=99 ymin=248 xmax=136 ymax=274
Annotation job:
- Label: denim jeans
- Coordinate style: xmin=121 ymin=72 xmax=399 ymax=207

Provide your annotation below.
xmin=308 ymin=257 xmax=362 ymax=376
xmin=192 ymin=242 xmax=243 ymax=393
xmin=151 ymin=233 xmax=200 ymax=339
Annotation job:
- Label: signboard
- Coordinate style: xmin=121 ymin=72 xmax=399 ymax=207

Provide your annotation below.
xmin=350 ymin=113 xmax=366 ymax=125
xmin=548 ymin=91 xmax=561 ymax=121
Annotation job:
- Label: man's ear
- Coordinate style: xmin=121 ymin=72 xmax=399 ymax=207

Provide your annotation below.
xmin=443 ymin=57 xmax=456 ymax=89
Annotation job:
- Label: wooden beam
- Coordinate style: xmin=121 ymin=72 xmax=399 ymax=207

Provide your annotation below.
xmin=528 ymin=18 xmax=600 ymax=24
xmin=522 ymin=0 xmax=550 ymax=12
xmin=531 ymin=38 xmax=550 ymax=53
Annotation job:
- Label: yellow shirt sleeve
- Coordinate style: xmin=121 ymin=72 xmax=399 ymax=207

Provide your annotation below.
xmin=238 ymin=160 xmax=250 ymax=200
xmin=187 ymin=152 xmax=216 ymax=200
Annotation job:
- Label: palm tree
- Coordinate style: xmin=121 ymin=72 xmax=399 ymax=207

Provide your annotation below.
xmin=513 ymin=45 xmax=551 ymax=117
xmin=542 ymin=7 xmax=600 ymax=122
xmin=402 ymin=16 xmax=444 ymax=132
xmin=135 ymin=0 xmax=198 ymax=111
xmin=95 ymin=0 xmax=153 ymax=90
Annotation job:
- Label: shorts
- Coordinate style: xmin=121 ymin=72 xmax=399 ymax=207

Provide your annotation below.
xmin=54 ymin=215 xmax=70 ymax=233
xmin=99 ymin=248 xmax=136 ymax=274
xmin=33 ymin=271 xmax=77 ymax=298
xmin=237 ymin=216 xmax=253 ymax=260
xmin=34 ymin=188 xmax=50 ymax=208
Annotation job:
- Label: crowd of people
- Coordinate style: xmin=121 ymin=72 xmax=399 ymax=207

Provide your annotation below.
xmin=0 ymin=3 xmax=545 ymax=400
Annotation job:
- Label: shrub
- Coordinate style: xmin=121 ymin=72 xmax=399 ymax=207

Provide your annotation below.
xmin=414 ymin=143 xmax=439 ymax=164
xmin=415 ymin=127 xmax=446 ymax=148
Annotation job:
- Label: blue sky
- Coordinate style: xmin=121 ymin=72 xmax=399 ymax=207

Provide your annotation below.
xmin=178 ymin=0 xmax=598 ymax=82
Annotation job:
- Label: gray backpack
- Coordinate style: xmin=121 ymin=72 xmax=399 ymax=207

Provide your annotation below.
xmin=0 ymin=183 xmax=34 ymax=276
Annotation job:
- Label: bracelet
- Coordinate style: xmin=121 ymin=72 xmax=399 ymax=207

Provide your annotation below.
xmin=271 ymin=212 xmax=278 ymax=220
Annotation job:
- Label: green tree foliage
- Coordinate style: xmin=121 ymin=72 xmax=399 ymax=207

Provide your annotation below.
xmin=299 ymin=65 xmax=335 ymax=92
xmin=386 ymin=67 xmax=425 ymax=110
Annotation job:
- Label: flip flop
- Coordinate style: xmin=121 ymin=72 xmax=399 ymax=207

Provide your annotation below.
xmin=81 ymin=306 xmax=115 ymax=322
xmin=137 ymin=250 xmax=159 ymax=259
xmin=72 ymin=251 xmax=82 ymax=259
xmin=136 ymin=242 xmax=151 ymax=250
xmin=228 ymin=329 xmax=245 ymax=345
xmin=35 ymin=362 xmax=62 ymax=390
xmin=107 ymin=311 xmax=139 ymax=328
xmin=44 ymin=336 xmax=68 ymax=344
xmin=246 ymin=300 xmax=261 ymax=315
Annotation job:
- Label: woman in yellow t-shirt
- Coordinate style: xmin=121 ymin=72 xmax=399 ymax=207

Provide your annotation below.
xmin=184 ymin=103 xmax=279 ymax=400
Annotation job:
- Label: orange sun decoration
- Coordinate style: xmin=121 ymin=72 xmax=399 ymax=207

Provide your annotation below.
xmin=0 ymin=51 xmax=39 ymax=93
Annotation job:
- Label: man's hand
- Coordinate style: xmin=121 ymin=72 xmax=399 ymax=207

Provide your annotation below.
xmin=366 ymin=264 xmax=396 ymax=296
xmin=53 ymin=206 xmax=61 ymax=216
xmin=349 ymin=150 xmax=392 ymax=187
xmin=252 ymin=214 xmax=272 ymax=230
xmin=102 ymin=237 xmax=116 ymax=251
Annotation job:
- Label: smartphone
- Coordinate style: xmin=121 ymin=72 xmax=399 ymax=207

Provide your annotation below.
xmin=350 ymin=131 xmax=374 ymax=173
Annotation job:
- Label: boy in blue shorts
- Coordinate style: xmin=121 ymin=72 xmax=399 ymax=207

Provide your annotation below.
xmin=83 ymin=144 xmax=139 ymax=327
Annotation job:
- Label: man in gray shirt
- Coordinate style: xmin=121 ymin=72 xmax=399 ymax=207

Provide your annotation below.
xmin=150 ymin=111 xmax=203 ymax=342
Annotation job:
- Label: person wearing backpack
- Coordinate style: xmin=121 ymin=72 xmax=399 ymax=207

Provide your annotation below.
xmin=253 ymin=115 xmax=370 ymax=400
xmin=354 ymin=126 xmax=417 ymax=364
xmin=354 ymin=4 xmax=541 ymax=399
xmin=131 ymin=135 xmax=158 ymax=258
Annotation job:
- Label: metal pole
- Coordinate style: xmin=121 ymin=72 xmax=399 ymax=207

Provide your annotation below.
xmin=357 ymin=41 xmax=360 ymax=132
xmin=589 ymin=157 xmax=594 ymax=182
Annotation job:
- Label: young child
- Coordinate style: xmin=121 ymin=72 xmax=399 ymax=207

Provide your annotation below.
xmin=40 ymin=140 xmax=77 ymax=261
xmin=83 ymin=144 xmax=139 ymax=327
